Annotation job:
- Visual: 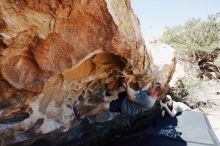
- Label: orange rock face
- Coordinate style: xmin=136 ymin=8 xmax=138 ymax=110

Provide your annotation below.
xmin=0 ymin=0 xmax=175 ymax=145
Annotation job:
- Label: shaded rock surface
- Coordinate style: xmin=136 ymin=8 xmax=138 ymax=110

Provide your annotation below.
xmin=11 ymin=103 xmax=161 ymax=146
xmin=196 ymin=48 xmax=220 ymax=79
xmin=0 ymin=0 xmax=176 ymax=145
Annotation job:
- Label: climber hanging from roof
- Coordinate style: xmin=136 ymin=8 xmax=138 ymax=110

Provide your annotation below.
xmin=73 ymin=76 xmax=164 ymax=120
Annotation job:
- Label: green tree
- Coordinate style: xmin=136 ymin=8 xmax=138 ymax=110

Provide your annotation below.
xmin=160 ymin=12 xmax=220 ymax=54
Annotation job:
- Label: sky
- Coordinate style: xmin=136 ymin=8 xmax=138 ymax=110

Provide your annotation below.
xmin=131 ymin=0 xmax=220 ymax=41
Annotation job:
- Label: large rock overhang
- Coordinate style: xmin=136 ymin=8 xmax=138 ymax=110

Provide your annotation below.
xmin=0 ymin=0 xmax=176 ymax=145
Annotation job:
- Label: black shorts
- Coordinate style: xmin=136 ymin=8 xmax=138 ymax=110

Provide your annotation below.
xmin=109 ymin=91 xmax=127 ymax=113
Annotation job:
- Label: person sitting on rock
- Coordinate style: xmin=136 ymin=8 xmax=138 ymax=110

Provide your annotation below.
xmin=73 ymin=78 xmax=163 ymax=120
xmin=160 ymin=95 xmax=191 ymax=118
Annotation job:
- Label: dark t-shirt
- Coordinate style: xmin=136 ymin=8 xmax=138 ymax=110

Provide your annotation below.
xmin=121 ymin=90 xmax=156 ymax=115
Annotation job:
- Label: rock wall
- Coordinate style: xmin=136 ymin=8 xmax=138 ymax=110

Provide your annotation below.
xmin=146 ymin=42 xmax=176 ymax=92
xmin=0 ymin=0 xmax=175 ymax=145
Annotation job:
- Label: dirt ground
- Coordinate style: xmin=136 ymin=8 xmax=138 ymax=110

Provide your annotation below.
xmin=201 ymin=99 xmax=220 ymax=141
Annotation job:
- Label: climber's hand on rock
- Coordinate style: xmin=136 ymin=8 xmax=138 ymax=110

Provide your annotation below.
xmin=124 ymin=77 xmax=132 ymax=86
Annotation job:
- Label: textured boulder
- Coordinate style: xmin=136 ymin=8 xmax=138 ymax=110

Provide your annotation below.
xmin=0 ymin=0 xmax=175 ymax=145
xmin=146 ymin=42 xmax=176 ymax=92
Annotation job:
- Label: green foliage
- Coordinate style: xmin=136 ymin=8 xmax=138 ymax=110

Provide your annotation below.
xmin=160 ymin=12 xmax=220 ymax=54
xmin=214 ymin=54 xmax=220 ymax=64
xmin=182 ymin=75 xmax=202 ymax=91
xmin=181 ymin=75 xmax=204 ymax=98
xmin=182 ymin=75 xmax=220 ymax=100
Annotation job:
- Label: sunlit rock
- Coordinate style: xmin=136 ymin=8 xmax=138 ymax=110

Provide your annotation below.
xmin=0 ymin=0 xmax=176 ymax=145
xmin=146 ymin=42 xmax=176 ymax=92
